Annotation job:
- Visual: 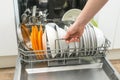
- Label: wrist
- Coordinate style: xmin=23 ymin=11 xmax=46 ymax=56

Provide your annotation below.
xmin=73 ymin=19 xmax=86 ymax=28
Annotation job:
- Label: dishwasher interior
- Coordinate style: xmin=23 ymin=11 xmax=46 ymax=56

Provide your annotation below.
xmin=13 ymin=0 xmax=120 ymax=80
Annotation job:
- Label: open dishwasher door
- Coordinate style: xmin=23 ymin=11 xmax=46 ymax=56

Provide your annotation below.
xmin=13 ymin=0 xmax=120 ymax=80
xmin=14 ymin=57 xmax=120 ymax=80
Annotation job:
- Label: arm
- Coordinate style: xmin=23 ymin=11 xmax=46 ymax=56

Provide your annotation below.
xmin=64 ymin=0 xmax=108 ymax=43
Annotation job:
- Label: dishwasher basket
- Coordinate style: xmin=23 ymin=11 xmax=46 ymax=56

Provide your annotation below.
xmin=18 ymin=37 xmax=110 ymax=67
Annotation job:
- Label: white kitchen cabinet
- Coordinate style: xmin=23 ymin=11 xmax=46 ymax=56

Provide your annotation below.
xmin=97 ymin=0 xmax=120 ymax=49
xmin=0 ymin=0 xmax=18 ymax=68
xmin=113 ymin=10 xmax=120 ymax=49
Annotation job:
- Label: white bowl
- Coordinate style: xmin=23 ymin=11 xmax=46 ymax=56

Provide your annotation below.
xmin=62 ymin=9 xmax=81 ymax=21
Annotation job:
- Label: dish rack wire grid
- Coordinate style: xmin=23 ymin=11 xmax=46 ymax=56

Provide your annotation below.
xmin=18 ymin=38 xmax=110 ymax=67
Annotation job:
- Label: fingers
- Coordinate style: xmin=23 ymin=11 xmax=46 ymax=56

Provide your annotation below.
xmin=63 ymin=25 xmax=85 ymax=43
xmin=64 ymin=31 xmax=71 ymax=40
xmin=67 ymin=37 xmax=80 ymax=43
xmin=63 ymin=28 xmax=80 ymax=43
xmin=64 ymin=33 xmax=80 ymax=43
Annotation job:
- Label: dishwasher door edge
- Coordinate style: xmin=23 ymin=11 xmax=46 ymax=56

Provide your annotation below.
xmin=14 ymin=57 xmax=21 ymax=80
xmin=104 ymin=57 xmax=120 ymax=79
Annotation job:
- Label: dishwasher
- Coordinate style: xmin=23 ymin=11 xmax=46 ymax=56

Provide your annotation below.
xmin=13 ymin=0 xmax=120 ymax=80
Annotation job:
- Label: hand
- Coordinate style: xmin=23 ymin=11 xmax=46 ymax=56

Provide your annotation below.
xmin=64 ymin=23 xmax=85 ymax=43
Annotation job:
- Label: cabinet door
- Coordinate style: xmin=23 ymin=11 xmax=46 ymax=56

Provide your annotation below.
xmin=0 ymin=0 xmax=18 ymax=68
xmin=0 ymin=0 xmax=18 ymax=56
xmin=98 ymin=0 xmax=120 ymax=49
xmin=113 ymin=10 xmax=120 ymax=49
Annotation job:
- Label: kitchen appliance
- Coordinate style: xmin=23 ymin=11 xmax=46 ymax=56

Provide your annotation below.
xmin=13 ymin=0 xmax=120 ymax=80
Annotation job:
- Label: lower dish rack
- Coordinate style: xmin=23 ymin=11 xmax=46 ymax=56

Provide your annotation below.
xmin=19 ymin=38 xmax=110 ymax=67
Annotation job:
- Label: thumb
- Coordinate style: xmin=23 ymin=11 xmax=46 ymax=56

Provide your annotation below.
xmin=63 ymin=31 xmax=71 ymax=40
xmin=63 ymin=32 xmax=73 ymax=44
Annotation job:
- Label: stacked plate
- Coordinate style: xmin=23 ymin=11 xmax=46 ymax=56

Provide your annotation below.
xmin=44 ymin=23 xmax=68 ymax=58
xmin=43 ymin=22 xmax=106 ymax=58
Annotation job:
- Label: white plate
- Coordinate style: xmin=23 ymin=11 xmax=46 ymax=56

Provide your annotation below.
xmin=63 ymin=25 xmax=76 ymax=57
xmin=55 ymin=25 xmax=68 ymax=57
xmin=87 ymin=24 xmax=95 ymax=55
xmin=64 ymin=25 xmax=69 ymax=31
xmin=86 ymin=25 xmax=91 ymax=55
xmin=93 ymin=25 xmax=105 ymax=47
xmin=45 ymin=23 xmax=58 ymax=58
xmin=89 ymin=23 xmax=97 ymax=49
xmin=75 ymin=42 xmax=80 ymax=56
xmin=93 ymin=26 xmax=106 ymax=54
xmin=82 ymin=27 xmax=87 ymax=55
xmin=80 ymin=36 xmax=84 ymax=53
xmin=68 ymin=42 xmax=76 ymax=57
xmin=42 ymin=30 xmax=48 ymax=58
xmin=62 ymin=9 xmax=81 ymax=21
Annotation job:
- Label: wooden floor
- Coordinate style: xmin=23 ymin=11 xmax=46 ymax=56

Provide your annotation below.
xmin=0 ymin=60 xmax=120 ymax=80
xmin=0 ymin=67 xmax=15 ymax=80
xmin=110 ymin=59 xmax=120 ymax=73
